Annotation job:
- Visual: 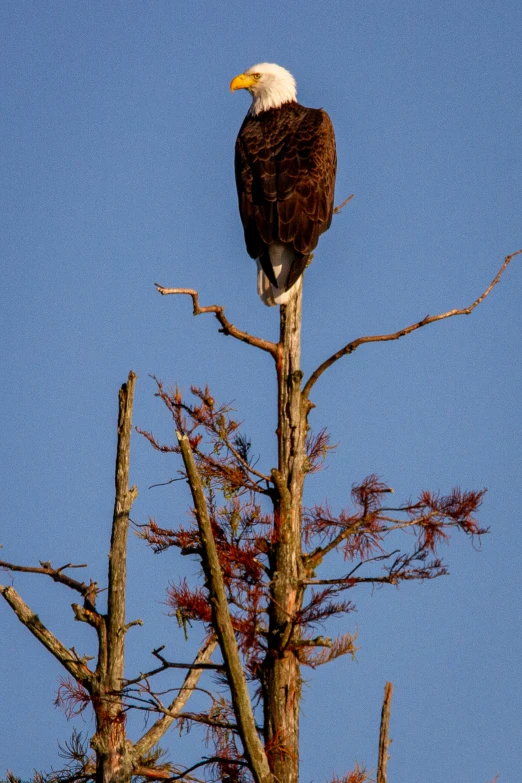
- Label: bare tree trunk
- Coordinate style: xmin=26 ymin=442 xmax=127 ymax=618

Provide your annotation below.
xmin=377 ymin=682 xmax=393 ymax=783
xmin=91 ymin=372 xmax=138 ymax=783
xmin=264 ymin=287 xmax=306 ymax=783
xmin=1 ymin=371 xmax=219 ymax=782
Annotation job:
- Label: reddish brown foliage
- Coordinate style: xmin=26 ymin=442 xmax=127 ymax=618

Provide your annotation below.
xmin=139 ymin=383 xmax=488 ymax=774
xmin=330 ymin=766 xmax=371 ymax=783
xmin=55 ymin=676 xmax=91 ymax=719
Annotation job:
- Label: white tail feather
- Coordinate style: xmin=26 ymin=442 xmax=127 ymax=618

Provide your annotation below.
xmin=256 ymin=244 xmax=301 ymax=307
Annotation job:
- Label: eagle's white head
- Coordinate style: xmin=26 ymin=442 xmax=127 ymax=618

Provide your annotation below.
xmin=230 ymin=63 xmax=297 ymax=115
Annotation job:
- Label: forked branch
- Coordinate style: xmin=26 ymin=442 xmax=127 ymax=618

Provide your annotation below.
xmin=303 ymin=249 xmax=521 ymax=398
xmin=155 ymin=285 xmax=278 ymax=357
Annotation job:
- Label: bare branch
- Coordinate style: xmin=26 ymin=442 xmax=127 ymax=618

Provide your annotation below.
xmin=134 ymin=636 xmax=218 ymax=757
xmin=131 ymin=766 xmax=174 ymax=782
xmin=302 ymin=550 xmax=399 ymax=587
xmin=377 ymin=682 xmax=393 ymax=783
xmin=125 ymin=646 xmax=225 ymax=687
xmin=304 ymin=517 xmax=370 ymax=571
xmin=123 ymin=618 xmax=144 ymax=634
xmin=153 ymin=644 xmax=224 ymax=671
xmin=303 ymin=249 xmax=521 ymax=398
xmin=176 ymin=432 xmax=274 ymax=783
xmin=0 ymin=560 xmax=98 ymax=608
xmin=0 ymin=583 xmax=93 ymax=686
xmin=176 ymin=711 xmax=246 ymax=732
xmin=155 ymin=285 xmax=279 ymax=357
xmin=165 ymin=756 xmax=250 ymax=782
xmin=302 ymin=574 xmax=395 ymax=587
xmin=193 ymin=446 xmax=271 ymax=496
xmin=333 ymin=193 xmax=354 ymax=215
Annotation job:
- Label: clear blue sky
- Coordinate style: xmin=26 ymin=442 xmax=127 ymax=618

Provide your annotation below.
xmin=1 ymin=1 xmax=521 ymax=780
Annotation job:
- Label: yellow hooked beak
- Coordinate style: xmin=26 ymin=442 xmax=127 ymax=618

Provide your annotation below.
xmin=230 ymin=73 xmax=257 ymax=92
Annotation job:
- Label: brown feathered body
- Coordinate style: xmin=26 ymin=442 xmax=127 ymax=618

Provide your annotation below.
xmin=234 ymin=101 xmax=336 ymax=305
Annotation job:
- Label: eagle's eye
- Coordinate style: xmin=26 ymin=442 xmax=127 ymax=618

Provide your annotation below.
xmin=252 ymin=73 xmax=261 ymax=80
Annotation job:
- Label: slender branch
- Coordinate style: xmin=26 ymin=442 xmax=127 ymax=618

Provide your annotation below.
xmin=0 ymin=583 xmax=94 ymax=686
xmin=294 ymin=635 xmax=333 ymax=648
xmin=134 ymin=764 xmax=205 ymax=783
xmin=302 ymin=574 xmax=400 ymax=587
xmin=125 ymin=685 xmax=218 ymax=711
xmin=333 ymin=193 xmax=354 ymax=215
xmin=166 ymin=756 xmax=249 ymax=782
xmin=134 ymin=767 xmax=206 ymax=783
xmin=303 ymin=249 xmax=521 ymax=398
xmin=304 ymin=517 xmax=371 ymax=571
xmin=0 ymin=560 xmax=98 ymax=607
xmin=194 ymin=447 xmax=271 ymax=496
xmin=125 ymin=646 xmax=224 ymax=687
xmin=302 ymin=552 xmax=399 ymax=587
xmin=123 ymin=618 xmax=144 ymax=634
xmin=152 ymin=644 xmax=224 ymax=671
xmin=155 ymin=285 xmax=278 ymax=357
xmin=176 ymin=711 xmax=245 ymax=731
xmin=377 ymin=682 xmax=393 ymax=783
xmin=176 ymin=432 xmax=274 ymax=783
xmin=217 ymin=436 xmax=272 ymax=485
xmin=131 ymin=767 xmax=175 ymax=782
xmin=131 ymin=700 xmax=250 ymax=733
xmin=134 ymin=636 xmax=218 ymax=756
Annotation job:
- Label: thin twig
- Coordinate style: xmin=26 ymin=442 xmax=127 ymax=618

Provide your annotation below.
xmin=193 ymin=447 xmax=271 ymax=496
xmin=303 ymin=249 xmax=521 ymax=398
xmin=125 ymin=648 xmax=225 ymax=686
xmin=333 ymin=193 xmax=355 ymax=215
xmin=219 ymin=435 xmax=272 ymax=484
xmin=166 ymin=756 xmax=250 ymax=782
xmin=155 ymin=285 xmax=279 ymax=357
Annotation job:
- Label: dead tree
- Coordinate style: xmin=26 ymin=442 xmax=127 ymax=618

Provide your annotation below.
xmin=138 ymin=247 xmax=520 ymax=783
xmin=0 ymin=372 xmax=216 ymax=783
xmin=1 ymin=244 xmax=518 ymax=782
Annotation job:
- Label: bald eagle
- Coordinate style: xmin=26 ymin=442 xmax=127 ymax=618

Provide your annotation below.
xmin=231 ymin=63 xmax=336 ymax=306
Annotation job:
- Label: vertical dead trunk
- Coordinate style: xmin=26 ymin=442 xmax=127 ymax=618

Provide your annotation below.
xmin=264 ymin=288 xmax=306 ymax=783
xmin=90 ymin=372 xmax=138 ymax=783
xmin=377 ymin=682 xmax=393 ymax=783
